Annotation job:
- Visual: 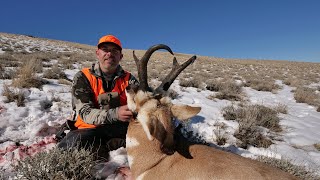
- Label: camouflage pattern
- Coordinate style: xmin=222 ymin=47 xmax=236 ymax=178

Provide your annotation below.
xmin=72 ymin=62 xmax=139 ymax=125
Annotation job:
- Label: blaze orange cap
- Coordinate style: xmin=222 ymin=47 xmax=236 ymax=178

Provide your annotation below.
xmin=97 ymin=35 xmax=122 ymax=50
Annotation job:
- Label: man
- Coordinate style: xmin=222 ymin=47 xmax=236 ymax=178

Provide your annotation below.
xmin=57 ymin=35 xmax=138 ymax=159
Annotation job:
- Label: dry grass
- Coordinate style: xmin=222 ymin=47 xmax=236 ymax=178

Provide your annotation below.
xmin=2 ymin=84 xmax=16 ymax=103
xmin=221 ymin=103 xmax=238 ymax=120
xmin=22 ymin=56 xmax=43 ymax=73
xmin=257 ymin=156 xmax=319 ymax=180
xmin=205 ymin=79 xmax=222 ymax=91
xmin=43 ymin=64 xmax=68 ymax=80
xmin=58 ymin=52 xmax=96 ymax=69
xmin=213 ymin=122 xmax=228 ymax=145
xmin=244 ymin=104 xmax=281 ymax=131
xmin=294 ymin=87 xmax=320 ymax=107
xmin=179 ymin=78 xmax=202 ymax=88
xmin=12 ymin=76 xmax=46 ymax=89
xmin=36 ymin=51 xmax=60 ymax=61
xmin=0 ymin=52 xmax=21 ymax=67
xmin=180 ymin=77 xmax=244 ymax=101
xmin=0 ymin=64 xmax=16 ymax=79
xmin=314 ymin=143 xmax=320 ymax=151
xmin=244 ymin=77 xmax=281 ymax=92
xmin=222 ymin=103 xmax=282 ymax=148
xmin=235 ymin=118 xmax=273 ymax=148
xmin=274 ymin=103 xmax=288 ymax=114
xmin=10 ymin=56 xmax=49 ymax=89
xmin=14 ymin=147 xmax=97 ymax=179
xmin=145 ymin=56 xmax=167 ymax=73
xmin=2 ymin=84 xmax=25 ymax=107
xmin=3 ymin=70 xmax=16 ymax=80
xmin=283 ymin=77 xmax=302 ymax=87
xmin=214 ymin=92 xmax=243 ymax=101
xmin=213 ymin=80 xmax=244 ymax=101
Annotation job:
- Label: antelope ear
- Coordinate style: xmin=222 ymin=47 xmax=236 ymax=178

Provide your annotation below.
xmin=171 ymin=105 xmax=201 ymax=120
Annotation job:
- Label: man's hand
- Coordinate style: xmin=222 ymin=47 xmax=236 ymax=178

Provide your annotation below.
xmin=118 ymin=105 xmax=133 ymax=122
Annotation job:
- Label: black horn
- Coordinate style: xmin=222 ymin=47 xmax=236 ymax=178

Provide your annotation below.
xmin=154 ymin=55 xmax=196 ymax=94
xmin=133 ymin=44 xmax=174 ymax=91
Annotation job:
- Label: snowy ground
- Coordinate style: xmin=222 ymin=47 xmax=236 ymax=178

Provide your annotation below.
xmin=1 ymin=33 xmax=320 ymax=178
xmin=172 ymin=81 xmax=320 ymax=172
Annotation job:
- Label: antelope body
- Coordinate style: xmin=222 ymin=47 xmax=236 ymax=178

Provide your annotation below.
xmin=125 ymin=45 xmax=297 ymax=180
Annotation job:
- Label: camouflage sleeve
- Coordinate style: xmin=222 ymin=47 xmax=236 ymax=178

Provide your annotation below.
xmin=72 ymin=71 xmax=119 ymax=125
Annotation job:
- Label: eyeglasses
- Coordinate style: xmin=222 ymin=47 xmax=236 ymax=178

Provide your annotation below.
xmin=99 ymin=48 xmax=121 ymax=55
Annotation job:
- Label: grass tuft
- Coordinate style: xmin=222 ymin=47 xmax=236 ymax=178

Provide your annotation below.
xmin=222 ymin=103 xmax=282 ymax=148
xmin=43 ymin=64 xmax=68 ymax=79
xmin=294 ymin=87 xmax=320 ymax=107
xmin=257 ymin=156 xmax=320 ymax=180
xmin=0 ymin=64 xmax=16 ymax=79
xmin=207 ymin=80 xmax=243 ymax=101
xmin=2 ymin=84 xmax=25 ymax=107
xmin=12 ymin=60 xmax=47 ymax=89
xmin=179 ymin=78 xmax=202 ymax=89
xmin=274 ymin=103 xmax=288 ymax=114
xmin=14 ymin=147 xmax=97 ymax=179
xmin=213 ymin=122 xmax=228 ymax=145
xmin=245 ymin=78 xmax=281 ymax=92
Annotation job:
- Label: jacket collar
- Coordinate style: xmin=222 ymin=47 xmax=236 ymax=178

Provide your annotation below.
xmin=90 ymin=62 xmax=126 ymax=79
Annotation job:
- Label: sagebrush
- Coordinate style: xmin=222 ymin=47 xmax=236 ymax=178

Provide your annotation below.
xmin=257 ymin=156 xmax=319 ymax=180
xmin=12 ymin=60 xmax=47 ymax=89
xmin=14 ymin=147 xmax=98 ymax=179
xmin=2 ymin=84 xmax=25 ymax=107
xmin=222 ymin=103 xmax=282 ymax=148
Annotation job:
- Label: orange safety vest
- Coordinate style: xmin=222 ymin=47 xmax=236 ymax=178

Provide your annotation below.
xmin=75 ymin=68 xmax=131 ymax=129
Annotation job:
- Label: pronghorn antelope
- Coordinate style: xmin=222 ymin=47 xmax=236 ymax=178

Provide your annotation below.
xmin=125 ymin=44 xmax=297 ymax=180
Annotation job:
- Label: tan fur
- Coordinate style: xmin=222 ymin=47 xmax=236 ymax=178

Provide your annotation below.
xmin=126 ymin=90 xmax=297 ymax=180
xmin=137 ymin=99 xmax=158 ymax=140
xmin=171 ymin=104 xmax=201 ymax=120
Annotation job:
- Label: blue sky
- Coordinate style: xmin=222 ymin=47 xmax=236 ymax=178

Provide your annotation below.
xmin=1 ymin=0 xmax=319 ymax=63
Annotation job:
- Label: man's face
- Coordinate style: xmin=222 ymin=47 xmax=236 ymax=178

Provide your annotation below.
xmin=96 ymin=43 xmax=123 ymax=74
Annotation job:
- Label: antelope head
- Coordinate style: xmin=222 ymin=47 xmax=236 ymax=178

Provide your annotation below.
xmin=126 ymin=44 xmax=201 ymax=155
xmin=124 ymin=45 xmax=298 ymax=180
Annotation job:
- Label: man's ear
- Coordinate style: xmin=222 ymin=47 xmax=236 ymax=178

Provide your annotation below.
xmin=96 ymin=49 xmax=99 ymax=56
xmin=171 ymin=105 xmax=201 ymax=120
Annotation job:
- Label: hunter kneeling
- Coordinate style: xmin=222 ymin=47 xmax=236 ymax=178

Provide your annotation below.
xmin=57 ymin=35 xmax=138 ymax=160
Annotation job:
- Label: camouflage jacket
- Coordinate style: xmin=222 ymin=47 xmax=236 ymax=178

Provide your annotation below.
xmin=72 ymin=62 xmax=138 ymax=125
